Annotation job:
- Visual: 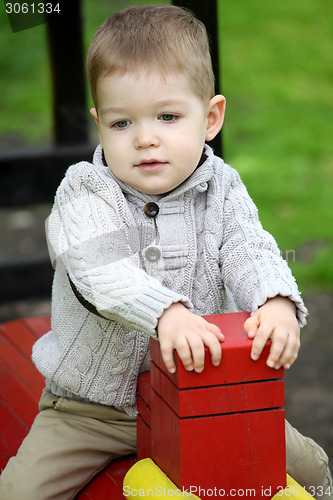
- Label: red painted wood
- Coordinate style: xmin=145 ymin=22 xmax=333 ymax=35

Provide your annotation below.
xmin=137 ymin=394 xmax=151 ymax=427
xmin=0 ymin=395 xmax=31 ymax=467
xmin=151 ymin=389 xmax=286 ymax=500
xmin=22 ymin=316 xmax=51 ymax=339
xmin=150 ymin=312 xmax=284 ymax=388
xmin=0 ymin=318 xmax=46 ymax=469
xmin=136 ymin=370 xmax=152 ymax=460
xmin=136 ymin=415 xmax=152 ymax=461
xmin=0 ymin=330 xmax=43 ymax=427
xmin=1 ymin=312 xmax=287 ymax=499
xmin=76 ymin=456 xmax=136 ymax=499
xmin=151 ymin=362 xmax=285 ymax=417
xmin=137 ymin=370 xmax=151 ymax=407
xmin=1 ymin=319 xmax=39 ymax=360
xmin=0 ymin=316 xmax=135 ymax=499
xmin=149 ymin=312 xmax=286 ymax=499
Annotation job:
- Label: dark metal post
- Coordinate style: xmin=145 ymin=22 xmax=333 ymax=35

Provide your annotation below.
xmin=172 ymin=0 xmax=222 ymax=157
xmin=46 ymin=0 xmax=89 ymax=145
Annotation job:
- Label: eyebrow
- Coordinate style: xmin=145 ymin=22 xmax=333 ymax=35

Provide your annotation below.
xmin=100 ymin=106 xmax=126 ymax=116
xmin=100 ymin=98 xmax=188 ymax=116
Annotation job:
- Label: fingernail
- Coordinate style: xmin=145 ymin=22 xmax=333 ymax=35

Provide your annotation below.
xmin=186 ymin=366 xmax=194 ymax=372
xmin=169 ymin=367 xmax=176 ymax=374
xmin=251 ymin=354 xmax=259 ymax=361
xmin=275 ymin=364 xmax=281 ymax=370
xmin=267 ymin=360 xmax=275 ymax=368
xmin=195 ymin=367 xmax=203 ymax=373
xmin=284 ymin=363 xmax=291 ymax=370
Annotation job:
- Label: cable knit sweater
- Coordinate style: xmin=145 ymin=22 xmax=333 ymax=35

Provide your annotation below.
xmin=32 ymin=144 xmax=307 ymax=416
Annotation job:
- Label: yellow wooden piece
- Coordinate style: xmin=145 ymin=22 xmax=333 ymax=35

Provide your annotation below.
xmin=271 ymin=475 xmax=314 ymax=499
xmin=123 ymin=459 xmax=314 ymax=499
xmin=123 ymin=458 xmax=200 ymax=499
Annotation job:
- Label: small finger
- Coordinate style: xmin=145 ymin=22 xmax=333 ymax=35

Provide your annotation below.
xmin=175 ymin=338 xmax=195 ymax=372
xmin=275 ymin=334 xmax=300 ymax=369
xmin=207 ymin=322 xmax=225 ymax=342
xmin=187 ymin=337 xmax=206 ymax=373
xmin=244 ymin=314 xmax=259 ymax=339
xmin=250 ymin=324 xmax=271 ymax=361
xmin=206 ymin=336 xmax=222 ymax=367
xmin=160 ymin=340 xmax=177 ymax=374
xmin=266 ymin=328 xmax=289 ymax=368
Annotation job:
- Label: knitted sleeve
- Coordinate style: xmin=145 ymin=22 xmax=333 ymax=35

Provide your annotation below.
xmin=220 ymin=168 xmax=308 ymax=327
xmin=46 ymin=162 xmax=192 ymax=336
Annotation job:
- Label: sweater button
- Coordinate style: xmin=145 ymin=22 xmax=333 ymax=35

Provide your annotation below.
xmin=144 ymin=202 xmax=159 ymax=218
xmin=145 ymin=246 xmax=161 ymax=262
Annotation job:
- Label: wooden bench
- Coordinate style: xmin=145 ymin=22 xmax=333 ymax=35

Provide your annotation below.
xmin=0 ymin=315 xmax=135 ymax=498
xmin=1 ymin=312 xmax=290 ymax=499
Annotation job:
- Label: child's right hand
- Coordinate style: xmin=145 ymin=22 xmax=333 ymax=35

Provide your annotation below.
xmin=157 ymin=302 xmax=224 ymax=374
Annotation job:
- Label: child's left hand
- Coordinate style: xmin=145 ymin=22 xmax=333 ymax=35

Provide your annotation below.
xmin=243 ymin=296 xmax=300 ymax=370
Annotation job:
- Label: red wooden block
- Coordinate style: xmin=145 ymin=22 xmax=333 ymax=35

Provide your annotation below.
xmin=137 ymin=370 xmax=151 ymax=407
xmin=137 ymin=371 xmax=152 ymax=460
xmin=151 ymin=390 xmax=286 ymax=500
xmin=151 ymin=362 xmax=285 ymax=417
xmin=150 ymin=312 xmax=284 ymax=388
xmin=137 ymin=394 xmax=151 ymax=428
xmin=136 ymin=414 xmax=152 ymax=461
xmin=149 ymin=312 xmax=286 ymax=498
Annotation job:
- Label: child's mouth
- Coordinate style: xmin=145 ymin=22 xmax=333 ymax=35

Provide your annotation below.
xmin=136 ymin=160 xmax=167 ymax=172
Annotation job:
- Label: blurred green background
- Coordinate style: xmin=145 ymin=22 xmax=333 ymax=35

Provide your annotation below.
xmin=0 ymin=0 xmax=332 ymax=293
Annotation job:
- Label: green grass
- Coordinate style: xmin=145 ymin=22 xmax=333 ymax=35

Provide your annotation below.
xmin=218 ymin=0 xmax=333 ymax=291
xmin=0 ymin=0 xmax=332 ymax=292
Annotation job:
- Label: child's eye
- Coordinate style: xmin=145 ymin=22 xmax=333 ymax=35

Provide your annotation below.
xmin=111 ymin=120 xmax=130 ymax=129
xmin=159 ymin=114 xmax=180 ymax=123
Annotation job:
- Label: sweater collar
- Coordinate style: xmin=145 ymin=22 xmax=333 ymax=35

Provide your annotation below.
xmin=93 ymin=143 xmax=215 ymax=202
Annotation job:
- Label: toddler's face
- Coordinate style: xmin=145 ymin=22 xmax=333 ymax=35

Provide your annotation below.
xmin=91 ymin=71 xmax=216 ymax=195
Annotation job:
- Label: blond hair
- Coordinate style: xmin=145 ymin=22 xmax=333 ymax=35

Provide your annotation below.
xmin=87 ymin=4 xmax=215 ymax=109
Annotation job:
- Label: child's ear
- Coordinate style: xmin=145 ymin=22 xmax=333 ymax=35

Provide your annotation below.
xmin=205 ymin=95 xmax=226 ymax=141
xmin=90 ymin=108 xmax=103 ymax=147
xmin=90 ymin=107 xmax=99 ymax=126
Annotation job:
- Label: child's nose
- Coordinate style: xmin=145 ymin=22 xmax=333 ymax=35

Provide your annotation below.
xmin=134 ymin=123 xmax=160 ymax=149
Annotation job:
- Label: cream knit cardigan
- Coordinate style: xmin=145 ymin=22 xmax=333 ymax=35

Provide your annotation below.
xmin=32 ymin=144 xmax=307 ymax=416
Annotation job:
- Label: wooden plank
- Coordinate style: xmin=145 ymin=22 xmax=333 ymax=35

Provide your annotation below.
xmin=0 ymin=396 xmax=31 ymax=470
xmin=150 ymin=312 xmax=284 ymax=388
xmin=0 ymin=319 xmax=44 ymax=431
xmin=1 ymin=319 xmax=40 ymax=359
xmin=0 ymin=325 xmax=44 ymax=400
xmin=22 ymin=316 xmax=51 ymax=339
xmin=151 ymin=362 xmax=285 ymax=417
xmin=0 ymin=359 xmax=41 ymax=427
xmin=151 ymin=389 xmax=286 ymax=499
xmin=76 ymin=456 xmax=136 ymax=499
xmin=136 ymin=415 xmax=152 ymax=461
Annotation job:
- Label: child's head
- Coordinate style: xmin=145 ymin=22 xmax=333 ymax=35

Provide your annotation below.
xmin=87 ymin=5 xmax=225 ymax=196
xmin=87 ymin=4 xmax=215 ymax=109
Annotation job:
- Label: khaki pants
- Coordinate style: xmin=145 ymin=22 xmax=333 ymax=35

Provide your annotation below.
xmin=0 ymin=389 xmax=137 ymax=500
xmin=0 ymin=389 xmax=332 ymax=500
